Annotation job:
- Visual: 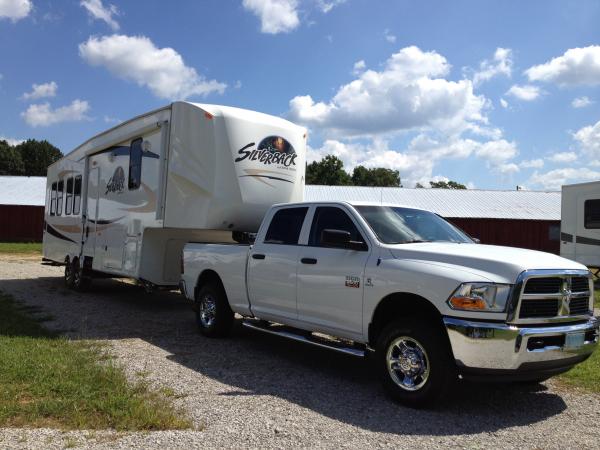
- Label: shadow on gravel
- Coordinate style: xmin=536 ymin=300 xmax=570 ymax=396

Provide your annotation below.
xmin=0 ymin=274 xmax=569 ymax=436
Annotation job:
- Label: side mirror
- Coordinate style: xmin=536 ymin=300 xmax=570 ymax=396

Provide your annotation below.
xmin=321 ymin=229 xmax=367 ymax=251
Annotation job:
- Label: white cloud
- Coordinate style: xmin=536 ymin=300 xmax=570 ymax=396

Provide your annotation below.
xmin=0 ymin=136 xmax=25 ymax=146
xmin=352 ymin=59 xmax=366 ymax=75
xmin=473 ymin=47 xmax=513 ymax=86
xmin=500 ymin=98 xmax=508 ymax=109
xmin=289 ymin=46 xmax=487 ymax=137
xmin=547 ymin=151 xmax=577 ymax=163
xmin=529 ymin=167 xmax=600 ymax=190
xmin=79 ymin=34 xmax=226 ymax=99
xmin=22 ymin=81 xmax=58 ymax=100
xmin=520 ymin=158 xmax=544 ymax=169
xmin=81 ymin=0 xmax=119 ymax=30
xmin=21 ymin=100 xmax=90 ymax=127
xmin=103 ymin=115 xmax=120 ymax=124
xmin=384 ymin=29 xmax=396 ymax=43
xmin=316 ymin=0 xmax=346 ymax=13
xmin=525 ymin=45 xmax=600 ymax=86
xmin=573 ymin=119 xmax=600 ymax=159
xmin=506 ymin=84 xmax=541 ymax=101
xmin=234 ymin=80 xmax=242 ymax=89
xmin=242 ymin=0 xmax=299 ymax=34
xmin=571 ymin=96 xmax=593 ymax=108
xmin=0 ymin=0 xmax=32 ymax=22
xmin=474 ymin=139 xmax=519 ymax=168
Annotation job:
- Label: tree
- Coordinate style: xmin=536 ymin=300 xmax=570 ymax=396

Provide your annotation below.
xmin=0 ymin=140 xmax=25 ymax=175
xmin=429 ymin=180 xmax=467 ymax=189
xmin=306 ymin=155 xmax=352 ymax=185
xmin=415 ymin=182 xmax=425 ymax=188
xmin=14 ymin=139 xmax=62 ymax=176
xmin=351 ymin=165 xmax=401 ymax=187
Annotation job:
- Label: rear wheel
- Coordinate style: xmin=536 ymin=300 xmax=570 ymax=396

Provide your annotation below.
xmin=72 ymin=259 xmax=91 ymax=291
xmin=195 ymin=282 xmax=234 ymax=338
xmin=376 ymin=318 xmax=455 ymax=408
xmin=64 ymin=259 xmax=75 ymax=288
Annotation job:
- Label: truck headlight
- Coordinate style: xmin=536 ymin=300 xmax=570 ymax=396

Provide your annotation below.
xmin=448 ymin=283 xmax=511 ymax=312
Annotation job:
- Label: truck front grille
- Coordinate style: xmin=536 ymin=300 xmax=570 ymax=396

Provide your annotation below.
xmin=517 ymin=275 xmax=592 ymax=320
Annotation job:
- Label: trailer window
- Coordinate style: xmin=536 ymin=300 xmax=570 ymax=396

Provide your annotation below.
xmin=56 ymin=180 xmax=64 ymax=216
xmin=73 ymin=175 xmax=82 ymax=215
xmin=585 ymin=199 xmax=600 ymax=229
xmin=129 ymin=138 xmax=143 ymax=190
xmin=65 ymin=177 xmax=73 ymax=215
xmin=50 ymin=182 xmax=57 ymax=215
xmin=264 ymin=207 xmax=308 ymax=245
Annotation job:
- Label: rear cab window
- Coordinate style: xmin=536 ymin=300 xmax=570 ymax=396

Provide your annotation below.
xmin=264 ymin=207 xmax=308 ymax=245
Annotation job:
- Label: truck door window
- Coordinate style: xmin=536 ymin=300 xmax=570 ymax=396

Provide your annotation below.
xmin=584 ymin=199 xmax=600 ymax=229
xmin=264 ymin=207 xmax=308 ymax=245
xmin=65 ymin=177 xmax=73 ymax=215
xmin=50 ymin=182 xmax=57 ymax=216
xmin=73 ymin=175 xmax=82 ymax=215
xmin=56 ymin=180 xmax=64 ymax=216
xmin=309 ymin=207 xmax=365 ymax=247
xmin=128 ymin=138 xmax=143 ymax=190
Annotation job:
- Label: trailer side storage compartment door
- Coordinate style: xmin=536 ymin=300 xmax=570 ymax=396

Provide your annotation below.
xmin=247 ymin=206 xmax=309 ymax=321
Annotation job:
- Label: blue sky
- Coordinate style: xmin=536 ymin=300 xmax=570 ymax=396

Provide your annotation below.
xmin=1 ymin=0 xmax=600 ymax=190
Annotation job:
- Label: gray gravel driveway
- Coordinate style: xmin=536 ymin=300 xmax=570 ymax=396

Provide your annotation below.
xmin=0 ymin=257 xmax=599 ymax=449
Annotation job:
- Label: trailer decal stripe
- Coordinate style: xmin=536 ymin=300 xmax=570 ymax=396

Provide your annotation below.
xmin=561 ymin=232 xmax=574 ymax=242
xmin=575 ymin=235 xmax=600 ymax=246
xmin=46 ymin=224 xmax=77 ymax=243
xmin=240 ymin=175 xmax=293 ymax=184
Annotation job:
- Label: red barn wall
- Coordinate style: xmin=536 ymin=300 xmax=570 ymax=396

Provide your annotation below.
xmin=447 ymin=218 xmax=560 ymax=254
xmin=0 ymin=205 xmax=45 ymax=242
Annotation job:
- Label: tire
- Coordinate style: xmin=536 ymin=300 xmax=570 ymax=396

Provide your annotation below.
xmin=64 ymin=258 xmax=75 ymax=288
xmin=195 ymin=282 xmax=234 ymax=338
xmin=376 ymin=318 xmax=455 ymax=408
xmin=72 ymin=259 xmax=91 ymax=292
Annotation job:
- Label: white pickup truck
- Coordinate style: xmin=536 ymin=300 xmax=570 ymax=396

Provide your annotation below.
xmin=180 ymin=201 xmax=599 ymax=407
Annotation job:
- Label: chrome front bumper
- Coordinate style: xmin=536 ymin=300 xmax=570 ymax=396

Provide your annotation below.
xmin=444 ymin=316 xmax=599 ymax=371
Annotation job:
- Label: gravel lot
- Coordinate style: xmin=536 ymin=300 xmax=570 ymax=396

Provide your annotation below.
xmin=1 ymin=256 xmax=600 ymax=449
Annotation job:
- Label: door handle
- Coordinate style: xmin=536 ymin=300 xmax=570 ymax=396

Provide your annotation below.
xmin=301 ymin=258 xmax=317 ymax=265
xmin=252 ymin=254 xmax=266 ymax=260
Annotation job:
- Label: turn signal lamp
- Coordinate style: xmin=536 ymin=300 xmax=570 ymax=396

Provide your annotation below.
xmin=447 ymin=283 xmax=511 ymax=312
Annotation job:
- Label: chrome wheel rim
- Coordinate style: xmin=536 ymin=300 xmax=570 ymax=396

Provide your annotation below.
xmin=73 ymin=268 xmax=81 ymax=287
xmin=64 ymin=264 xmax=72 ymax=283
xmin=199 ymin=294 xmax=217 ymax=328
xmin=386 ymin=336 xmax=430 ymax=391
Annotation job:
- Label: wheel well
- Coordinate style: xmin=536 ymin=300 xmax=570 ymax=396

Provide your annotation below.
xmin=194 ymin=270 xmax=226 ymax=300
xmin=368 ymin=293 xmax=444 ymax=347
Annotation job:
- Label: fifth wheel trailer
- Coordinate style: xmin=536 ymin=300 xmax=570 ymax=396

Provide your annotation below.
xmin=560 ymin=181 xmax=600 ymax=270
xmin=43 ymin=101 xmax=306 ymax=289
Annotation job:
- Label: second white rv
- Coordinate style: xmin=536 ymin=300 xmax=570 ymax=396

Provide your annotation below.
xmin=560 ymin=181 xmax=600 ymax=270
xmin=43 ymin=102 xmax=306 ymax=289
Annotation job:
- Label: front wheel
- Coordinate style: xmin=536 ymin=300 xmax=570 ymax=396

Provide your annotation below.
xmin=195 ymin=282 xmax=234 ymax=338
xmin=376 ymin=318 xmax=455 ymax=408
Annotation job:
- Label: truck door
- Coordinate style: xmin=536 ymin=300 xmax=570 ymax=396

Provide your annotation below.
xmin=82 ymin=166 xmax=100 ymax=262
xmin=247 ymin=206 xmax=309 ymax=321
xmin=296 ymin=206 xmax=370 ymax=338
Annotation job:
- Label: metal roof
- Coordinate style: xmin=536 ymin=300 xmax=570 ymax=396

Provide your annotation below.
xmin=0 ymin=176 xmax=46 ymax=206
xmin=0 ymin=177 xmax=561 ymax=220
xmin=305 ymin=186 xmax=561 ymax=220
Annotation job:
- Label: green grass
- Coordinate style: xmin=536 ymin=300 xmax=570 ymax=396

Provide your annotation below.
xmin=0 ymin=242 xmax=42 ymax=254
xmin=0 ymin=291 xmax=190 ymax=430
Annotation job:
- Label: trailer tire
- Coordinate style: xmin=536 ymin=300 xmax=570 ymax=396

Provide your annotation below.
xmin=72 ymin=259 xmax=91 ymax=292
xmin=195 ymin=282 xmax=234 ymax=338
xmin=376 ymin=318 xmax=455 ymax=408
xmin=64 ymin=258 xmax=75 ymax=288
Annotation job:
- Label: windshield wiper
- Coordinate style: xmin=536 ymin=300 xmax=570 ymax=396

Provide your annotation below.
xmin=389 ymin=239 xmax=432 ymax=244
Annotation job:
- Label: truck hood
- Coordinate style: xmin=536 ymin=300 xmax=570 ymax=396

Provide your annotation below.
xmin=387 ymin=243 xmax=587 ymax=283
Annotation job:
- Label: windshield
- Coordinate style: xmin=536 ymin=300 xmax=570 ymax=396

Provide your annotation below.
xmin=355 ymin=205 xmax=473 ymax=244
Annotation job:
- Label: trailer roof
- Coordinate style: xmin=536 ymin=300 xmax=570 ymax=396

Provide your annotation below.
xmin=304 ymin=185 xmax=561 ymax=220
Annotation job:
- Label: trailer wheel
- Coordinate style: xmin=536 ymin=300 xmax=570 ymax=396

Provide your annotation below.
xmin=195 ymin=282 xmax=234 ymax=338
xmin=72 ymin=259 xmax=91 ymax=292
xmin=64 ymin=258 xmax=75 ymax=288
xmin=376 ymin=318 xmax=455 ymax=408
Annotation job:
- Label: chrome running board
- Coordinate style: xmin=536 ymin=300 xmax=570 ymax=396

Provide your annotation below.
xmin=242 ymin=320 xmax=365 ymax=357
